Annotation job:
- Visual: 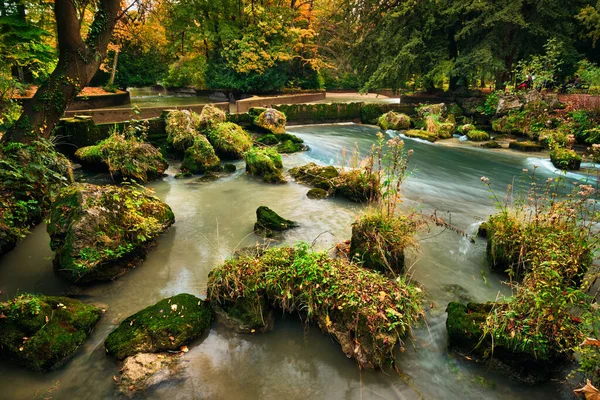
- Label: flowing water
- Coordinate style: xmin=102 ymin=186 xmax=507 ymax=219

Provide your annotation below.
xmin=0 ymin=124 xmax=589 ymax=399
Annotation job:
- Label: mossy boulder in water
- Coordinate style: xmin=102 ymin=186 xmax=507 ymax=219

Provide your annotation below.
xmin=257 ymin=134 xmax=279 ymax=145
xmin=75 ymin=133 xmax=168 ymax=183
xmin=350 ymin=212 xmax=415 ymax=274
xmin=0 ymin=294 xmax=101 ymax=371
xmin=467 ymin=130 xmax=490 ymax=142
xmin=206 ymin=122 xmax=253 ymax=159
xmin=253 ymin=108 xmax=287 ymax=134
xmin=289 ymin=162 xmax=339 ymax=191
xmin=403 ymin=130 xmax=438 ymax=142
xmin=425 ymin=115 xmax=455 ymax=139
xmin=550 ymin=147 xmax=582 ymax=171
xmin=165 ymin=110 xmax=201 ymax=151
xmin=254 ymin=206 xmax=298 ymax=237
xmin=208 ymin=245 xmax=424 ymax=369
xmin=481 ymin=141 xmax=502 ymax=149
xmin=0 ymin=140 xmax=71 ymax=256
xmin=290 ymin=163 xmax=379 ymax=202
xmin=277 ymin=140 xmax=305 ymax=153
xmin=244 ymin=147 xmax=285 ymax=183
xmin=198 ymin=104 xmax=227 ymax=129
xmin=417 ymin=103 xmax=447 ymax=117
xmin=307 ymin=188 xmax=329 ymax=199
xmin=48 ymin=184 xmax=175 ymax=283
xmin=377 ymin=111 xmax=411 ymax=130
xmin=105 ymin=294 xmax=212 ymax=360
xmin=457 ymin=124 xmax=475 ymax=135
xmin=508 ymin=141 xmax=543 ymax=152
xmin=181 ymin=136 xmax=221 ymax=174
xmin=446 ymin=302 xmax=556 ymax=382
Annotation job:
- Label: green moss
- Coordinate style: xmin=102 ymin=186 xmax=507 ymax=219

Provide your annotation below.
xmin=253 ymin=108 xmax=287 ymax=134
xmin=457 ymin=124 xmax=475 ymax=135
xmin=206 ymin=122 xmax=253 ymax=159
xmin=467 ymin=130 xmax=490 ymax=142
xmin=425 ymin=115 xmax=455 ymax=138
xmin=403 ymin=130 xmax=438 ymax=142
xmin=306 ymin=188 xmax=329 ymax=199
xmin=550 ymin=147 xmax=582 ymax=170
xmin=244 ymin=147 xmax=285 ymax=183
xmin=0 ymin=294 xmax=101 ymax=371
xmin=446 ymin=302 xmax=492 ymax=359
xmin=48 ymin=183 xmax=175 ymax=283
xmin=350 ymin=211 xmax=416 ymax=274
xmin=198 ymin=104 xmax=227 ymax=129
xmin=289 ymin=163 xmax=339 ymax=190
xmin=508 ymin=141 xmax=543 ymax=152
xmin=257 ymin=134 xmax=279 ymax=145
xmin=105 ymin=294 xmax=212 ymax=360
xmin=377 ymin=111 xmax=411 ymax=130
xmin=277 ymin=140 xmax=305 ymax=153
xmin=181 ymin=136 xmax=221 ymax=174
xmin=165 ymin=110 xmax=201 ymax=151
xmin=416 ymin=103 xmax=447 ymax=117
xmin=75 ymin=133 xmax=168 ymax=183
xmin=208 ymin=244 xmax=424 ymax=369
xmin=0 ymin=140 xmax=71 ymax=256
xmin=254 ymin=206 xmax=298 ymax=237
xmin=481 ymin=141 xmax=502 ymax=149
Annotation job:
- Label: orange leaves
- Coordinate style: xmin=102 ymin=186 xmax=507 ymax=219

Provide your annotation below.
xmin=581 ymin=338 xmax=600 ymax=348
xmin=574 ymin=380 xmax=600 ymax=400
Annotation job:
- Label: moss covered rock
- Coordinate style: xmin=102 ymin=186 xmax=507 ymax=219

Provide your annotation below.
xmin=446 ymin=302 xmax=556 ymax=382
xmin=206 ymin=122 xmax=253 ymax=159
xmin=467 ymin=130 xmax=490 ymax=142
xmin=550 ymin=147 xmax=582 ymax=170
xmin=0 ymin=140 xmax=71 ymax=256
xmin=105 ymin=294 xmax=212 ymax=360
xmin=425 ymin=115 xmax=455 ymax=139
xmin=244 ymin=147 xmax=285 ymax=183
xmin=48 ymin=184 xmax=175 ymax=283
xmin=377 ymin=111 xmax=412 ymax=130
xmin=254 ymin=206 xmax=298 ymax=237
xmin=181 ymin=136 xmax=221 ymax=174
xmin=508 ymin=141 xmax=543 ymax=152
xmin=208 ymin=245 xmax=424 ymax=369
xmin=417 ymin=103 xmax=447 ymax=118
xmin=306 ymin=188 xmax=329 ymax=199
xmin=457 ymin=124 xmax=475 ymax=135
xmin=165 ymin=110 xmax=201 ymax=151
xmin=257 ymin=134 xmax=279 ymax=145
xmin=0 ymin=294 xmax=101 ymax=371
xmin=75 ymin=134 xmax=168 ymax=183
xmin=198 ymin=104 xmax=227 ymax=129
xmin=253 ymin=108 xmax=287 ymax=135
xmin=289 ymin=163 xmax=339 ymax=190
xmin=481 ymin=141 xmax=502 ymax=149
xmin=350 ymin=212 xmax=416 ymax=274
xmin=277 ymin=140 xmax=306 ymax=153
xmin=403 ymin=130 xmax=438 ymax=142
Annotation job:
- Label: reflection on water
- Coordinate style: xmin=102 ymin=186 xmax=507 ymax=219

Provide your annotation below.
xmin=0 ymin=124 xmax=577 ymax=399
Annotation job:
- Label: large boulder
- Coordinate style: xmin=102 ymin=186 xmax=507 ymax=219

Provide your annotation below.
xmin=1 ymin=140 xmax=71 ymax=256
xmin=446 ymin=302 xmax=556 ymax=382
xmin=244 ymin=147 xmax=285 ymax=183
xmin=403 ymin=129 xmax=438 ymax=142
xmin=349 ymin=212 xmax=411 ymax=274
xmin=253 ymin=108 xmax=287 ymax=135
xmin=417 ymin=103 xmax=447 ymax=118
xmin=377 ymin=111 xmax=411 ymax=130
xmin=254 ymin=206 xmax=298 ymax=237
xmin=496 ymin=95 xmax=523 ymax=115
xmin=198 ymin=104 xmax=227 ymax=129
xmin=206 ymin=122 xmax=253 ymax=159
xmin=74 ymin=133 xmax=167 ymax=183
xmin=48 ymin=184 xmax=175 ymax=283
xmin=116 ymin=353 xmax=184 ymax=397
xmin=105 ymin=294 xmax=212 ymax=360
xmin=466 ymin=130 xmax=490 ymax=142
xmin=165 ymin=110 xmax=201 ymax=151
xmin=0 ymin=294 xmax=101 ymax=371
xmin=425 ymin=115 xmax=455 ymax=139
xmin=181 ymin=136 xmax=221 ymax=174
xmin=289 ymin=162 xmax=339 ymax=191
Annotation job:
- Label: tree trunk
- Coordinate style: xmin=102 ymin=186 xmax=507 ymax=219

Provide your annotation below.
xmin=109 ymin=39 xmax=121 ymax=86
xmin=3 ymin=0 xmax=120 ymax=143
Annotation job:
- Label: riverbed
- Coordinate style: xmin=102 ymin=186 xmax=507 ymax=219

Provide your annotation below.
xmin=0 ymin=123 xmax=585 ymax=399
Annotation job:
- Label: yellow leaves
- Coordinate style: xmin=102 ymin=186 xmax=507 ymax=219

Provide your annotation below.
xmin=325 ymin=315 xmax=332 ymax=328
xmin=378 ymin=291 xmax=387 ymax=302
xmin=574 ymin=380 xmax=600 ymax=400
xmin=180 ymin=346 xmax=189 ymax=353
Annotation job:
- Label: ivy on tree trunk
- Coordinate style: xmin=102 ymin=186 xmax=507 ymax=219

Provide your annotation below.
xmin=2 ymin=0 xmax=120 ymax=143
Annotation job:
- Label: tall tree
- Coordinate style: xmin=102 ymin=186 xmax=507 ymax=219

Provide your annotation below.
xmin=3 ymin=0 xmax=121 ymax=143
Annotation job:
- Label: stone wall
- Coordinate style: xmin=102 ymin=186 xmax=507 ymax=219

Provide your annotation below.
xmin=63 ymin=102 xmax=230 ymax=124
xmin=235 ymin=93 xmax=326 ymax=113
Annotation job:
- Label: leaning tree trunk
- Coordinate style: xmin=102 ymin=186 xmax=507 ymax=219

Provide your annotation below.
xmin=2 ymin=0 xmax=120 ymax=143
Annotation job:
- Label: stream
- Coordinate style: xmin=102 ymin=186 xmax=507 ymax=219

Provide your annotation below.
xmin=0 ymin=123 xmax=589 ymax=399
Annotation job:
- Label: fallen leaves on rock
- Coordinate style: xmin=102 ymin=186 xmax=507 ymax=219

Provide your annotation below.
xmin=574 ymin=380 xmax=600 ymax=400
